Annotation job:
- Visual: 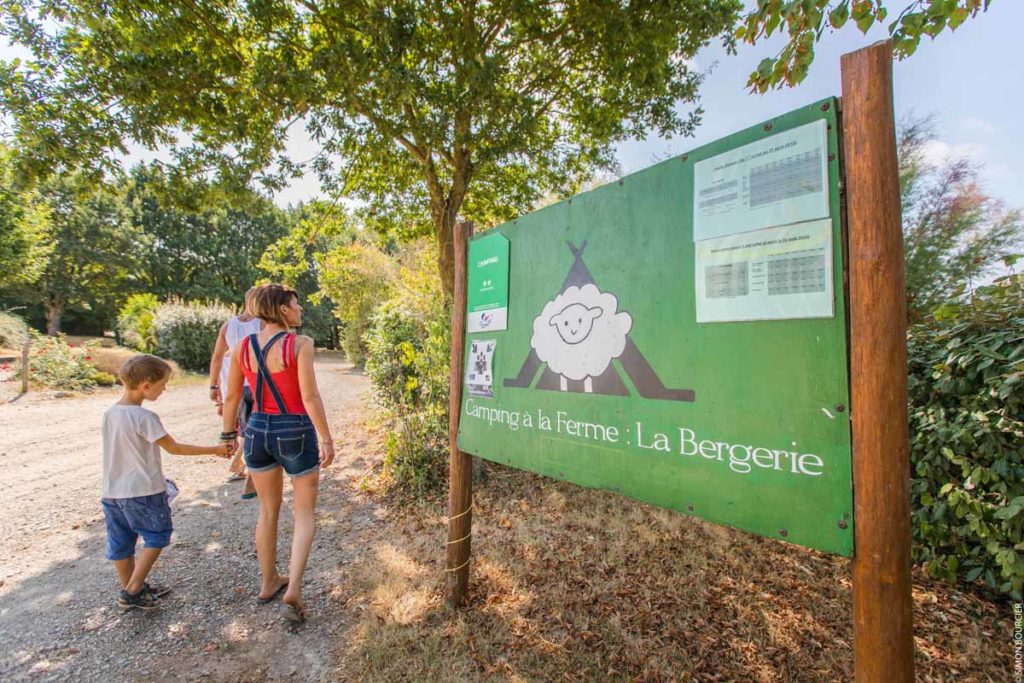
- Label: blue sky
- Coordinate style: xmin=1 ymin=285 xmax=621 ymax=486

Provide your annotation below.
xmin=616 ymin=4 xmax=1020 ymax=213
xmin=2 ymin=4 xmax=1019 ymax=213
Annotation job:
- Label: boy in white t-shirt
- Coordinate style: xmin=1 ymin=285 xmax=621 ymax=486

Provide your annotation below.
xmin=102 ymin=355 xmax=233 ymax=611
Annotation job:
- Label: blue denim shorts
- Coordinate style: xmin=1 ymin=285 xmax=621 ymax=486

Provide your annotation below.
xmin=243 ymin=413 xmax=319 ymax=478
xmin=101 ymin=492 xmax=173 ymax=560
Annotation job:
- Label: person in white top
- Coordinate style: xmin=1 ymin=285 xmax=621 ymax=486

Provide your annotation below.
xmin=102 ymin=354 xmax=232 ymax=611
xmin=208 ymin=287 xmax=263 ymax=498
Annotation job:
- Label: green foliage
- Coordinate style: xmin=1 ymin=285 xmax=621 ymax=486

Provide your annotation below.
xmin=909 ymin=277 xmax=1024 ymax=598
xmin=22 ymin=333 xmax=98 ymax=391
xmin=364 ymin=245 xmax=450 ymax=496
xmin=317 ymin=241 xmax=396 ymax=364
xmin=899 ymin=115 xmax=1022 ymax=319
xmin=0 ymin=310 xmax=29 ymax=349
xmin=258 ymin=201 xmax=349 ymax=348
xmin=126 ymin=165 xmax=289 ymax=305
xmin=117 ymin=293 xmax=159 ymax=352
xmin=0 ymin=144 xmax=51 ymax=287
xmin=90 ymin=369 xmax=117 ymax=386
xmin=738 ymin=1 xmax=991 ymax=92
xmin=9 ymin=171 xmax=143 ymax=335
xmin=0 ymin=0 xmax=741 ymax=295
xmin=152 ymin=299 xmax=233 ymax=372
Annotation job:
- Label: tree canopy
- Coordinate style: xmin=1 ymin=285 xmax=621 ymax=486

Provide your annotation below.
xmin=0 ymin=0 xmax=742 ymax=294
xmin=897 ymin=114 xmax=1022 ymax=319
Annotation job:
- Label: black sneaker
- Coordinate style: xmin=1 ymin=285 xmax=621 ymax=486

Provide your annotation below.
xmin=144 ymin=582 xmax=171 ymax=598
xmin=117 ymin=588 xmax=161 ymax=611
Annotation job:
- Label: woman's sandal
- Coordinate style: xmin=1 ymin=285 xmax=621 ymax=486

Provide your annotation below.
xmin=257 ymin=579 xmax=289 ymax=604
xmin=282 ymin=600 xmax=306 ymax=623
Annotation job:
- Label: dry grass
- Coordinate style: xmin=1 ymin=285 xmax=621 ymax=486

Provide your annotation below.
xmin=333 ymin=465 xmax=1013 ymax=682
xmin=80 ymin=345 xmax=202 ymax=386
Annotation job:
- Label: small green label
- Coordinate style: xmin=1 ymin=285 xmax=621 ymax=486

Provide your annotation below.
xmin=467 ymin=232 xmax=510 ymax=333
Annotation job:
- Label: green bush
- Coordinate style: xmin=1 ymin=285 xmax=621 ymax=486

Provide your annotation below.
xmin=23 ymin=333 xmax=98 ymax=391
xmin=0 ymin=310 xmax=29 ymax=349
xmin=117 ymin=293 xmax=160 ymax=352
xmin=317 ymin=241 xmax=395 ymax=365
xmin=153 ymin=299 xmax=233 ymax=372
xmin=909 ymin=277 xmax=1024 ymax=599
xmin=364 ymin=244 xmax=450 ymax=496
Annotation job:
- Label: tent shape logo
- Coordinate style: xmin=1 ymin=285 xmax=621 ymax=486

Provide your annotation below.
xmin=504 ymin=241 xmax=696 ymax=402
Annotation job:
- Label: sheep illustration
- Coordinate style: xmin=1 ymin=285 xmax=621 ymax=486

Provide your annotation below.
xmin=505 ymin=240 xmax=695 ymax=402
xmin=531 ymin=284 xmax=632 ymax=392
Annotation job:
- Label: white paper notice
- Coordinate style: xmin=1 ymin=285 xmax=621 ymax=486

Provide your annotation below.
xmin=695 ymin=219 xmax=834 ymax=323
xmin=465 ymin=339 xmax=496 ymax=398
xmin=693 ymin=120 xmax=829 ymax=241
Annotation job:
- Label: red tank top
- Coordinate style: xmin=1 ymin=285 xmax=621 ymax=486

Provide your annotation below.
xmin=239 ymin=333 xmax=307 ymax=415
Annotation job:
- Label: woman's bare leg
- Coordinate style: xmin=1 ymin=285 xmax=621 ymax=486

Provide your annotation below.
xmin=251 ymin=467 xmax=287 ymax=597
xmin=283 ymin=470 xmax=319 ymax=611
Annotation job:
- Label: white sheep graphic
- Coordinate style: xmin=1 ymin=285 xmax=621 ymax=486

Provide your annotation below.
xmin=530 ymin=284 xmax=633 ymax=392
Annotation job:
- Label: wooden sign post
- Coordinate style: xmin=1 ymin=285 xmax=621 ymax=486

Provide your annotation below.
xmin=842 ymin=40 xmax=915 ymax=682
xmin=447 ymin=221 xmax=475 ymax=606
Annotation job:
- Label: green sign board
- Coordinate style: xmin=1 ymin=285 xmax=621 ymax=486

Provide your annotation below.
xmin=458 ymin=99 xmax=854 ymax=556
xmin=467 ymin=232 xmax=510 ymax=333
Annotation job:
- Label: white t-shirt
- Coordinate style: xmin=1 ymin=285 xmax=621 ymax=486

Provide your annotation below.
xmin=101 ymin=404 xmax=169 ymax=499
xmin=220 ymin=315 xmax=262 ymax=390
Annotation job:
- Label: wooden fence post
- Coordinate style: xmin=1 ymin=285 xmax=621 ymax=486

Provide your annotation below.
xmin=446 ymin=221 xmax=475 ymax=606
xmin=21 ymin=339 xmax=30 ymax=394
xmin=842 ymin=40 xmax=915 ymax=682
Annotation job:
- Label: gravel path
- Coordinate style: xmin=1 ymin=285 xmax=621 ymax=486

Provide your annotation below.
xmin=0 ymin=356 xmax=380 ymax=681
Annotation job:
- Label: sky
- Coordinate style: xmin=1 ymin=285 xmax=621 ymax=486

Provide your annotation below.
xmin=2 ymin=4 xmax=1020 ymax=213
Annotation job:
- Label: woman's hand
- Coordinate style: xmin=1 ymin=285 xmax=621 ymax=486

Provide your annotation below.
xmin=319 ymin=439 xmax=335 ymax=468
xmin=214 ymin=441 xmax=235 ymax=458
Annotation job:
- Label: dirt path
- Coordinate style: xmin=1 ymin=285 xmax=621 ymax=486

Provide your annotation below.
xmin=0 ymin=355 xmax=380 ymax=682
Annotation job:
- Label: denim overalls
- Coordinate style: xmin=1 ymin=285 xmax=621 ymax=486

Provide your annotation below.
xmin=242 ymin=332 xmax=319 ymax=478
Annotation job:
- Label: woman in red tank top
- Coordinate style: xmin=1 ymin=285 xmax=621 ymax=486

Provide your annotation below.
xmin=221 ymin=284 xmax=335 ymax=623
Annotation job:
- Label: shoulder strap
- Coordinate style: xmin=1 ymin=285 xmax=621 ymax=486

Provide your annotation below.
xmin=250 ymin=331 xmax=290 ymax=414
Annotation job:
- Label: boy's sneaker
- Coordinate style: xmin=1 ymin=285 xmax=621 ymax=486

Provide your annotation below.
xmin=144 ymin=582 xmax=171 ymax=598
xmin=117 ymin=588 xmax=161 ymax=611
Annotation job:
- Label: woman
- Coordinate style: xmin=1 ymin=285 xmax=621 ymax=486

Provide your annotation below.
xmin=208 ymin=286 xmax=263 ymax=499
xmin=221 ymin=283 xmax=335 ymax=622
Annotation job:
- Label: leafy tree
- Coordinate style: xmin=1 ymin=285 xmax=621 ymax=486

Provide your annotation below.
xmin=125 ymin=165 xmax=289 ymax=304
xmin=258 ymin=201 xmax=352 ymax=348
xmin=897 ymin=115 xmax=1022 ymax=320
xmin=0 ymin=144 xmax=51 ymax=287
xmin=30 ymin=172 xmax=142 ymax=334
xmin=317 ymin=240 xmax=397 ymax=364
xmin=0 ymin=0 xmax=742 ymax=295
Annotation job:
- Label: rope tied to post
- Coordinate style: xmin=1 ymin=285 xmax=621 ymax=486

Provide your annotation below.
xmin=445 ymin=558 xmax=471 ymax=573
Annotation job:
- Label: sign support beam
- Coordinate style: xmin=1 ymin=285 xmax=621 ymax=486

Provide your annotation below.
xmin=446 ymin=220 xmax=475 ymax=606
xmin=842 ymin=40 xmax=915 ymax=682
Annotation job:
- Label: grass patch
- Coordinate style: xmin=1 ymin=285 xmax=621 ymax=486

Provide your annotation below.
xmin=335 ymin=465 xmax=1012 ymax=681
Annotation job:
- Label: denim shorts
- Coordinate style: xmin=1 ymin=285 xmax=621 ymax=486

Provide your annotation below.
xmin=243 ymin=413 xmax=319 ymax=478
xmin=101 ymin=492 xmax=173 ymax=560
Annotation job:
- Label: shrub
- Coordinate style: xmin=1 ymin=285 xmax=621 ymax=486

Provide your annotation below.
xmin=117 ymin=293 xmax=160 ymax=352
xmin=153 ymin=299 xmax=233 ymax=372
xmin=22 ymin=333 xmax=97 ymax=391
xmin=909 ymin=277 xmax=1024 ymax=599
xmin=364 ymin=243 xmax=451 ymax=495
xmin=0 ymin=310 xmax=30 ymax=349
xmin=317 ymin=241 xmax=396 ymax=365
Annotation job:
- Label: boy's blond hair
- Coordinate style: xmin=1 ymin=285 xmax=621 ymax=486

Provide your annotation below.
xmin=118 ymin=354 xmax=173 ymax=388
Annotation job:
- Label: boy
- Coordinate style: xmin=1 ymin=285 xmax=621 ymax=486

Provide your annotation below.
xmin=102 ymin=354 xmax=233 ymax=611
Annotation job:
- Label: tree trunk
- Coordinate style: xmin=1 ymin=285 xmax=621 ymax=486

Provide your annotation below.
xmin=45 ymin=295 xmax=63 ymax=336
xmin=435 ymin=208 xmax=458 ymax=301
